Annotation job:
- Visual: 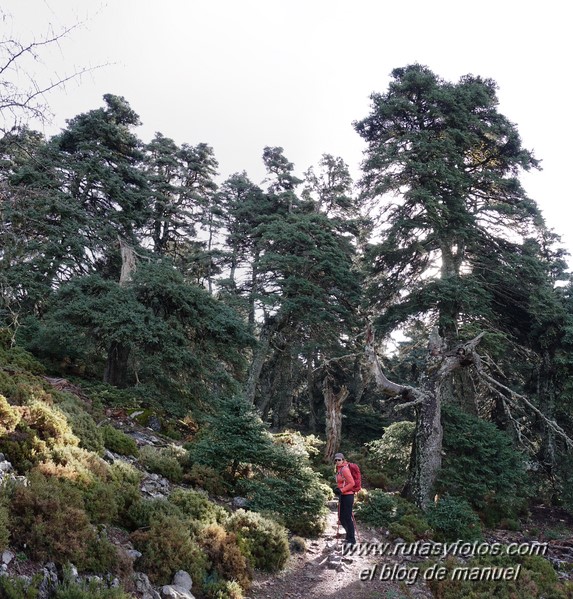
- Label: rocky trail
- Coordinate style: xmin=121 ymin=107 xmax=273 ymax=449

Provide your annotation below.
xmin=247 ymin=501 xmax=433 ymax=599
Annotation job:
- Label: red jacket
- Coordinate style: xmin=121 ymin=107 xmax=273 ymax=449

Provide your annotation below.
xmin=336 ymin=461 xmax=355 ymax=495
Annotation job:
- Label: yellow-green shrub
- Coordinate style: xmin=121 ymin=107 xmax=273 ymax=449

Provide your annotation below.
xmin=226 ymin=509 xmax=289 ymax=572
xmin=138 ymin=445 xmax=183 ymax=482
xmin=101 ymin=425 xmax=139 ymax=457
xmin=425 ymin=553 xmax=573 ymax=599
xmin=127 ymin=498 xmax=185 ymax=530
xmin=0 ymin=394 xmax=20 ymax=433
xmin=169 ymin=488 xmax=228 ymax=525
xmin=204 ymin=580 xmax=244 ymax=599
xmin=57 ymin=397 xmax=104 ymax=454
xmin=131 ymin=515 xmax=209 ymax=588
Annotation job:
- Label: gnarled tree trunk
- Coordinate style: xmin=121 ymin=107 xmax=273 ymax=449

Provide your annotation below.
xmin=323 ymin=373 xmax=349 ymax=463
xmin=104 ymin=237 xmax=135 ymax=387
xmin=365 ymin=325 xmax=484 ymax=509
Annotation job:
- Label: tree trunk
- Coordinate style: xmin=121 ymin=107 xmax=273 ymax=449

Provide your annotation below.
xmin=245 ymin=322 xmax=273 ymax=405
xmin=104 ymin=237 xmax=136 ymax=387
xmin=364 ymin=324 xmax=484 ymax=509
xmin=401 ymin=374 xmax=443 ymax=509
xmin=323 ymin=374 xmax=349 ymax=463
xmin=103 ymin=340 xmax=131 ymax=387
xmin=306 ymin=350 xmax=318 ymax=433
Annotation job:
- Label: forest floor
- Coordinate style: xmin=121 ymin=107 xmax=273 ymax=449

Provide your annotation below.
xmin=246 ymin=500 xmax=573 ymax=599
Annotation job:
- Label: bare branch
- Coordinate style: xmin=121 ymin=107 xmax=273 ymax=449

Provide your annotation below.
xmin=1 ymin=13 xmax=108 ymax=131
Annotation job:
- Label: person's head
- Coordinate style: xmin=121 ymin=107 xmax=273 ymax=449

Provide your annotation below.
xmin=334 ymin=452 xmax=345 ymax=466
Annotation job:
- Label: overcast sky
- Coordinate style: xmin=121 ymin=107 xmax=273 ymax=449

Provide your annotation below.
xmin=4 ymin=0 xmax=572 ymax=266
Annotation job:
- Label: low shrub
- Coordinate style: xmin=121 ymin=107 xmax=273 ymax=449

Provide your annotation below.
xmin=127 ymin=498 xmax=185 ymax=530
xmin=184 ymin=463 xmax=229 ymax=496
xmin=25 ymin=401 xmax=78 ymax=448
xmin=0 ymin=574 xmax=42 ymax=598
xmin=54 ymin=580 xmax=132 ymax=599
xmin=290 ymin=536 xmax=306 ymax=553
xmin=9 ymin=471 xmax=121 ymax=572
xmin=169 ymin=488 xmax=228 ymax=526
xmin=354 ymin=490 xmax=430 ymax=541
xmin=0 ymin=394 xmax=20 ymax=434
xmin=131 ymin=515 xmax=209 ymax=588
xmin=0 ymin=401 xmax=79 ymax=473
xmin=57 ymin=397 xmax=104 ymax=454
xmin=226 ymin=509 xmax=290 ymax=572
xmin=425 ymin=553 xmax=573 ymax=599
xmin=426 ymin=495 xmax=482 ymax=541
xmin=240 ymin=465 xmax=329 ymax=537
xmin=107 ymin=461 xmax=143 ymax=523
xmin=101 ymin=425 xmax=139 ymax=457
xmin=199 ymin=523 xmax=252 ymax=591
xmin=138 ymin=445 xmax=184 ymax=483
xmin=0 ymin=494 xmax=9 ymax=550
xmin=354 ymin=489 xmax=397 ymax=527
xmin=204 ymin=580 xmax=244 ymax=599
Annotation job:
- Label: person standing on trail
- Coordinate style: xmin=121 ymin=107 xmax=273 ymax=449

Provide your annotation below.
xmin=334 ymin=452 xmax=356 ymax=546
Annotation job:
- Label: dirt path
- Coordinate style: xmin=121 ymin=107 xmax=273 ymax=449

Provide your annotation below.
xmin=246 ymin=500 xmax=433 ymax=599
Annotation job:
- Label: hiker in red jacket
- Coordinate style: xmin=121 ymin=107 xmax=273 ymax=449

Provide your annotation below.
xmin=334 ymin=452 xmax=356 ymax=546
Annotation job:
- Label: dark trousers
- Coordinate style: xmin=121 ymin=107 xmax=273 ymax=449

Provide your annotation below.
xmin=339 ymin=493 xmax=355 ymax=544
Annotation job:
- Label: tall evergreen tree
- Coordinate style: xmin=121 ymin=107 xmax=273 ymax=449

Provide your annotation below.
xmin=355 ymin=64 xmax=568 ymax=506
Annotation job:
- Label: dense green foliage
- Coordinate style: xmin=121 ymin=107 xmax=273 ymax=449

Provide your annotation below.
xmin=438 ymin=404 xmax=530 ymax=526
xmin=189 ymin=396 xmax=330 ymax=535
xmin=226 ymin=509 xmax=290 ymax=572
xmin=425 ymin=553 xmax=573 ymax=599
xmin=426 ymin=495 xmax=483 ymax=541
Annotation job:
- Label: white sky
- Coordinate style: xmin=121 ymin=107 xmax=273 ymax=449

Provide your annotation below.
xmin=3 ymin=0 xmax=572 ymax=267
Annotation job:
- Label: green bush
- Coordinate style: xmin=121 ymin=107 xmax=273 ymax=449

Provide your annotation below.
xmin=425 ymin=553 xmax=573 ymax=599
xmin=127 ymin=497 xmax=185 ymax=530
xmin=57 ymin=397 xmax=104 ymax=454
xmin=240 ymin=464 xmax=329 ymax=537
xmin=426 ymin=495 xmax=482 ymax=541
xmin=54 ymin=581 xmax=132 ymax=599
xmin=101 ymin=425 xmax=139 ymax=457
xmin=188 ymin=397 xmax=278 ymax=483
xmin=0 ymin=494 xmax=10 ymax=550
xmin=438 ymin=404 xmax=530 ymax=527
xmin=226 ymin=509 xmax=290 ymax=572
xmin=365 ymin=420 xmax=415 ymax=489
xmin=0 ymin=575 xmax=41 ymax=599
xmin=51 ymin=565 xmax=134 ymax=598
xmin=189 ymin=397 xmax=329 ymax=536
xmin=204 ymin=580 xmax=244 ymax=599
xmin=354 ymin=489 xmax=398 ymax=527
xmin=131 ymin=515 xmax=209 ymax=588
xmin=107 ymin=461 xmax=143 ymax=522
xmin=168 ymin=488 xmax=228 ymax=525
xmin=9 ymin=472 xmax=120 ymax=572
xmin=138 ymin=445 xmax=184 ymax=482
